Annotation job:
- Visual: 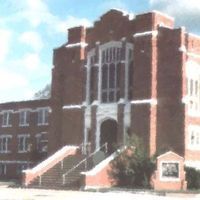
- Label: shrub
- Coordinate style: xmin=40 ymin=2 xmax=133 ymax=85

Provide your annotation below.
xmin=185 ymin=167 xmax=200 ymax=189
xmin=109 ymin=134 xmax=156 ymax=188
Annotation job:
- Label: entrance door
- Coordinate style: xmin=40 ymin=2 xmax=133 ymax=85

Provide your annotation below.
xmin=100 ymin=119 xmax=117 ymax=154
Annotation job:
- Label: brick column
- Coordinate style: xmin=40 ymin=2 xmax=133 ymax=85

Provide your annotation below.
xmin=117 ymin=102 xmax=125 ymax=145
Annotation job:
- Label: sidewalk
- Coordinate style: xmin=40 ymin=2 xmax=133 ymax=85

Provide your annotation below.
xmin=0 ymin=187 xmax=199 ymax=200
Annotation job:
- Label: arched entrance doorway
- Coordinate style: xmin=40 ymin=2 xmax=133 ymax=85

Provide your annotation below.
xmin=100 ymin=119 xmax=117 ymax=154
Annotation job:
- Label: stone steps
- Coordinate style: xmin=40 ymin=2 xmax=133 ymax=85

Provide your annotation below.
xmin=28 ymin=153 xmax=86 ymax=189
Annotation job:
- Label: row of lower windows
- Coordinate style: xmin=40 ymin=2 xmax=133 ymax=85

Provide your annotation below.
xmin=0 ymin=163 xmax=28 ymax=176
xmin=0 ymin=133 xmax=47 ymax=153
xmin=1 ymin=107 xmax=49 ymax=127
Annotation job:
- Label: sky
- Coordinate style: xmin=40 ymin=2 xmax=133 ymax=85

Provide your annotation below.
xmin=0 ymin=0 xmax=200 ymax=103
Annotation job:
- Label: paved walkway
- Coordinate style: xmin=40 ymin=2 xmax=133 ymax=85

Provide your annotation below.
xmin=0 ymin=188 xmax=199 ymax=200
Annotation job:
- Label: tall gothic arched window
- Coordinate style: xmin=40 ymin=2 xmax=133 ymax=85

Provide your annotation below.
xmin=101 ymin=47 xmax=122 ymax=103
xmin=86 ymin=41 xmax=133 ymax=104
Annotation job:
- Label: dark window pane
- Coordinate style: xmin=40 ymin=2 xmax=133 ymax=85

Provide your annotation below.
xmin=102 ymin=64 xmax=108 ymax=89
xmin=106 ymin=49 xmax=109 ymax=62
xmin=102 ymin=51 xmax=105 ymax=63
xmin=110 ymin=48 xmax=112 ymax=62
xmin=117 ymin=90 xmax=120 ymax=101
xmin=190 ymin=79 xmax=193 ymax=95
xmin=109 ymin=63 xmax=115 ymax=88
xmin=109 ymin=91 xmax=114 ymax=102
xmin=90 ymin=67 xmax=96 ymax=103
xmin=90 ymin=67 xmax=95 ymax=90
xmin=117 ymin=48 xmax=120 ymax=61
xmin=129 ymin=49 xmax=133 ymax=60
xmin=102 ymin=92 xmax=107 ymax=103
xmin=113 ymin=48 xmax=116 ymax=61
xmin=195 ymin=80 xmax=198 ymax=95
xmin=90 ymin=56 xmax=93 ymax=65
xmin=117 ymin=63 xmax=121 ymax=88
xmin=129 ymin=62 xmax=133 ymax=86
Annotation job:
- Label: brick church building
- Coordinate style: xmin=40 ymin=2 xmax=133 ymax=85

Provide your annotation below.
xmin=0 ymin=9 xmax=200 ymax=186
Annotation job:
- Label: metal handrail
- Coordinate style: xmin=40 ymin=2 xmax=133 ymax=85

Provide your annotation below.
xmin=62 ymin=142 xmax=107 ymax=185
xmin=79 ymin=142 xmax=91 ymax=155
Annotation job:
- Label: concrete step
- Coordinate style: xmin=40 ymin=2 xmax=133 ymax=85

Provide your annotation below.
xmin=28 ymin=153 xmax=86 ymax=189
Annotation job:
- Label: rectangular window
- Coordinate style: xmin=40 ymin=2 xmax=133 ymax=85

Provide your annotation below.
xmin=102 ymin=50 xmax=106 ymax=63
xmin=18 ymin=134 xmax=30 ymax=153
xmin=90 ymin=67 xmax=96 ymax=103
xmin=16 ymin=164 xmax=27 ymax=175
xmin=117 ymin=48 xmax=121 ymax=61
xmin=19 ymin=110 xmax=30 ymax=126
xmin=2 ymin=111 xmax=12 ymax=127
xmin=38 ymin=108 xmax=49 ymax=125
xmin=187 ymin=75 xmax=200 ymax=115
xmin=0 ymin=164 xmax=7 ymax=175
xmin=0 ymin=135 xmax=11 ymax=153
xmin=128 ymin=62 xmax=133 ymax=100
xmin=190 ymin=79 xmax=193 ymax=96
xmin=109 ymin=64 xmax=115 ymax=88
xmin=102 ymin=64 xmax=108 ymax=89
xmin=36 ymin=132 xmax=48 ymax=153
xmin=188 ymin=125 xmax=200 ymax=150
xmin=128 ymin=49 xmax=133 ymax=60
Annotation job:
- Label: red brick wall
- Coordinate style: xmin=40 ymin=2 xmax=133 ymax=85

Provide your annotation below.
xmin=131 ymin=32 xmax=158 ymax=155
xmin=130 ymin=104 xmax=151 ymax=153
xmin=149 ymin=34 xmax=157 ymax=156
xmin=83 ymin=154 xmax=117 ymax=188
xmin=50 ymin=9 xmax=187 ymax=160
xmin=84 ymin=163 xmax=113 ymax=188
xmin=0 ymin=99 xmax=50 ymax=179
xmin=90 ymin=105 xmax=97 ymax=152
xmin=61 ymin=109 xmax=84 ymax=146
xmin=86 ymin=10 xmax=134 ymax=49
xmin=68 ymin=26 xmax=86 ymax=44
xmin=50 ymin=47 xmax=68 ymax=153
xmin=117 ymin=103 xmax=125 ymax=145
xmin=184 ymin=34 xmax=200 ymax=161
xmin=156 ymin=27 xmax=185 ymax=155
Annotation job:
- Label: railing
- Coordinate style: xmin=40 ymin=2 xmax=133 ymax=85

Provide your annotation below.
xmin=62 ymin=142 xmax=108 ymax=185
xmin=22 ymin=145 xmax=79 ymax=186
xmin=80 ymin=142 xmax=94 ymax=155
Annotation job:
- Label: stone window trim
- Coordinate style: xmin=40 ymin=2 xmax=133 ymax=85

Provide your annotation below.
xmin=0 ymin=135 xmax=12 ymax=153
xmin=0 ymin=160 xmax=32 ymax=164
xmin=35 ymin=132 xmax=47 ymax=137
xmin=19 ymin=109 xmax=30 ymax=127
xmin=1 ymin=110 xmax=13 ymax=128
xmin=86 ymin=41 xmax=133 ymax=105
xmin=160 ymin=161 xmax=180 ymax=182
xmin=35 ymin=132 xmax=48 ymax=153
xmin=16 ymin=163 xmax=28 ymax=175
xmin=186 ymin=61 xmax=200 ymax=117
xmin=37 ymin=107 xmax=49 ymax=126
xmin=188 ymin=125 xmax=200 ymax=150
xmin=17 ymin=134 xmax=30 ymax=153
xmin=0 ymin=163 xmax=7 ymax=175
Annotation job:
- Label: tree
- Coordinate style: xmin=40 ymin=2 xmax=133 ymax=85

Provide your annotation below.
xmin=109 ymin=134 xmax=156 ymax=188
xmin=185 ymin=167 xmax=200 ymax=189
xmin=34 ymin=84 xmax=51 ymax=99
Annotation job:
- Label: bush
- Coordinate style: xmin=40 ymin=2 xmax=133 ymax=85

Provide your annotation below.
xmin=185 ymin=167 xmax=200 ymax=189
xmin=109 ymin=134 xmax=156 ymax=188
